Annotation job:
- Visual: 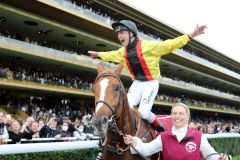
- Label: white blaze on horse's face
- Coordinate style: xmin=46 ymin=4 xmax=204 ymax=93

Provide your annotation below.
xmin=95 ymin=78 xmax=109 ymax=114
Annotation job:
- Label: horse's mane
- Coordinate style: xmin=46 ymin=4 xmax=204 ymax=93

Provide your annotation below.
xmin=119 ymin=82 xmax=141 ymax=136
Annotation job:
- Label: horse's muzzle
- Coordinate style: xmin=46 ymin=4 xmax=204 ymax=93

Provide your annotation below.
xmin=93 ymin=116 xmax=109 ymax=136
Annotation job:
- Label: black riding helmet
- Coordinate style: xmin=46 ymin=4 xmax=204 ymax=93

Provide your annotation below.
xmin=112 ymin=20 xmax=138 ymax=37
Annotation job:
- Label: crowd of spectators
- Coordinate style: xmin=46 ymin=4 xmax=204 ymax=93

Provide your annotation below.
xmin=156 ymin=93 xmax=240 ymax=112
xmin=189 ymin=117 xmax=240 ymax=134
xmin=1 ymin=59 xmax=236 ymax=97
xmin=1 ymin=60 xmax=239 ymax=113
xmin=0 ymin=62 xmax=93 ymax=91
xmin=0 ymin=101 xmax=95 ymax=144
xmin=162 ymin=73 xmax=237 ymax=96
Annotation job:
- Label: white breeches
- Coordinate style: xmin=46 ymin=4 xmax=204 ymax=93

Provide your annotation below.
xmin=127 ymin=79 xmax=159 ymax=123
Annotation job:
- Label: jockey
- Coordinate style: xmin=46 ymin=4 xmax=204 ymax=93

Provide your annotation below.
xmin=88 ymin=20 xmax=207 ymax=132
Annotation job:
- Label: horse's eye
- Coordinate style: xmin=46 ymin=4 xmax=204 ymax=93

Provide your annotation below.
xmin=114 ymin=85 xmax=121 ymax=92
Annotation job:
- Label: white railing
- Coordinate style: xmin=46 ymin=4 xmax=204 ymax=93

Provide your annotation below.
xmin=0 ymin=134 xmax=239 ymax=155
xmin=2 ymin=136 xmax=100 ymax=143
xmin=205 ymin=133 xmax=240 ymax=139
xmin=0 ymin=141 xmax=99 ymax=155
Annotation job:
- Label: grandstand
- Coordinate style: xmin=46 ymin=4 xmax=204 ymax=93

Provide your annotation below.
xmin=0 ymin=0 xmax=240 ymax=158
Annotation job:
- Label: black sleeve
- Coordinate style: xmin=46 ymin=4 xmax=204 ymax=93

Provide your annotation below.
xmin=8 ymin=131 xmax=32 ymax=143
xmin=68 ymin=123 xmax=77 ymax=133
xmin=21 ymin=131 xmax=32 ymax=140
xmin=8 ymin=131 xmax=21 ymax=144
xmin=54 ymin=129 xmax=68 ymax=138
xmin=40 ymin=124 xmax=49 ymax=138
xmin=60 ymin=132 xmax=68 ymax=138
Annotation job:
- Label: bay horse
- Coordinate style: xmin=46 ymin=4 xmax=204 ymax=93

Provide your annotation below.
xmin=92 ymin=63 xmax=159 ymax=160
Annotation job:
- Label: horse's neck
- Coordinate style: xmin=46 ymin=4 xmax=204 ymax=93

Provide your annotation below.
xmin=118 ymin=96 xmax=137 ymax=135
xmin=106 ymin=104 xmax=134 ymax=144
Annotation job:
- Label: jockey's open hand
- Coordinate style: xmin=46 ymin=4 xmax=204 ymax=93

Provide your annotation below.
xmin=189 ymin=24 xmax=207 ymax=38
xmin=88 ymin=51 xmax=98 ymax=58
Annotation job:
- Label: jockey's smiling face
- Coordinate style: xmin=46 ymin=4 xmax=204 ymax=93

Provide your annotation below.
xmin=171 ymin=105 xmax=190 ymax=129
xmin=117 ymin=30 xmax=134 ymax=47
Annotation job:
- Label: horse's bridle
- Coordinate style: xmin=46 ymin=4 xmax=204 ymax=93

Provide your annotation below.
xmin=94 ymin=72 xmax=124 ymax=135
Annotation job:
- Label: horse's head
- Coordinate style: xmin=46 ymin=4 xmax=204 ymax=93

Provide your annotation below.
xmin=92 ymin=63 xmax=124 ymax=136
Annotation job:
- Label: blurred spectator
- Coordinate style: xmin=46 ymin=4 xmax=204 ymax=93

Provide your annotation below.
xmin=188 ymin=121 xmax=196 ymax=130
xmin=8 ymin=120 xmax=32 ymax=144
xmin=30 ymin=121 xmax=40 ymax=138
xmin=21 ymin=116 xmax=35 ymax=133
xmin=40 ymin=118 xmax=67 ymax=139
xmin=0 ymin=112 xmax=9 ymax=143
xmin=75 ymin=122 xmax=88 ymax=140
xmin=61 ymin=122 xmax=71 ymax=137
xmin=66 ymin=122 xmax=84 ymax=140
xmin=82 ymin=114 xmax=94 ymax=136
xmin=38 ymin=118 xmax=45 ymax=131
xmin=61 ymin=117 xmax=85 ymax=140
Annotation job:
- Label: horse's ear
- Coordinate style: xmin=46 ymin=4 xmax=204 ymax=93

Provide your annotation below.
xmin=115 ymin=63 xmax=123 ymax=75
xmin=98 ymin=62 xmax=105 ymax=74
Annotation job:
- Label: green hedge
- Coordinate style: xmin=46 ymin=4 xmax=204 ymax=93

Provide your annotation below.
xmin=209 ymin=137 xmax=240 ymax=156
xmin=0 ymin=149 xmax=99 ymax=160
xmin=232 ymin=157 xmax=240 ymax=160
xmin=0 ymin=138 xmax=239 ymax=159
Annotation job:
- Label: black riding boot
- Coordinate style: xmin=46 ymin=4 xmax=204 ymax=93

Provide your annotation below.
xmin=154 ymin=124 xmax=165 ymax=132
xmin=151 ymin=117 xmax=165 ymax=132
